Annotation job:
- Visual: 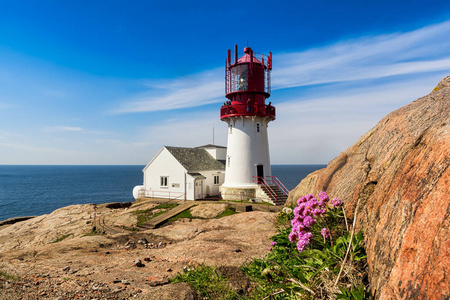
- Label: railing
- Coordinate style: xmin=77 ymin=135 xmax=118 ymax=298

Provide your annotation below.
xmin=138 ymin=189 xmax=186 ymax=200
xmin=225 ymin=50 xmax=272 ymax=95
xmin=253 ymin=176 xmax=290 ymax=205
xmin=267 ymin=176 xmax=290 ymax=196
xmin=253 ymin=176 xmax=281 ymax=205
xmin=220 ymin=103 xmax=275 ymax=119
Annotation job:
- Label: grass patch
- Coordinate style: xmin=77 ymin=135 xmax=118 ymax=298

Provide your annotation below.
xmin=168 ymin=209 xmax=194 ymax=222
xmin=216 ymin=207 xmax=237 ymax=219
xmin=134 ymin=203 xmax=179 ymax=227
xmin=155 ymin=203 xmax=179 ymax=210
xmin=171 ymin=265 xmax=241 ymax=299
xmin=52 ymin=233 xmax=73 ymax=243
xmin=0 ymin=270 xmax=17 ymax=281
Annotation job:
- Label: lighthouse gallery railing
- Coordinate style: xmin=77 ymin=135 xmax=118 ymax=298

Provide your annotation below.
xmin=220 ymin=103 xmax=275 ymax=119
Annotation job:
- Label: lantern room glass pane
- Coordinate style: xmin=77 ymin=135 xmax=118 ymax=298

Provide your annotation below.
xmin=230 ymin=64 xmax=248 ymax=92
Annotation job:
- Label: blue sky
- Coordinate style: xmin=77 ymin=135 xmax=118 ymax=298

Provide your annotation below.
xmin=0 ymin=0 xmax=449 ymax=165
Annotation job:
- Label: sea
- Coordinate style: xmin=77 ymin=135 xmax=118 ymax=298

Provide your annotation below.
xmin=0 ymin=164 xmax=325 ymax=221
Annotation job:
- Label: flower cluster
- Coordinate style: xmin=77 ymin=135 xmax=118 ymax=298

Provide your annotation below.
xmin=289 ymin=193 xmax=329 ymax=252
xmin=331 ymin=197 xmax=343 ymax=207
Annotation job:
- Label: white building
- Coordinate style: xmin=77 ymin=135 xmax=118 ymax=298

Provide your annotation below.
xmin=133 ymin=145 xmax=226 ymax=201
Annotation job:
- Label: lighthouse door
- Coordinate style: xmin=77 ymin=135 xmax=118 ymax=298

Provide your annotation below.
xmin=256 ymin=165 xmax=264 ymax=184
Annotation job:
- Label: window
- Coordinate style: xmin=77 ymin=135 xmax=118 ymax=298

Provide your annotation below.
xmin=214 ymin=175 xmax=220 ymax=185
xmin=229 ymin=124 xmax=233 ymax=134
xmin=160 ymin=176 xmax=168 ymax=187
xmin=227 ymin=156 xmax=231 ymax=167
xmin=256 ymin=123 xmax=260 ymax=132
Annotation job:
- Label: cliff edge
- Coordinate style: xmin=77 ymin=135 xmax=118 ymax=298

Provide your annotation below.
xmin=287 ymin=76 xmax=450 ymax=299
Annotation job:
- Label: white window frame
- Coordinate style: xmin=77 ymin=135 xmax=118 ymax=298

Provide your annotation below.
xmin=160 ymin=176 xmax=168 ymax=188
xmin=214 ymin=175 xmax=220 ymax=185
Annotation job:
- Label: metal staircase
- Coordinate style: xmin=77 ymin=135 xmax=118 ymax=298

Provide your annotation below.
xmin=261 ymin=184 xmax=288 ymax=205
xmin=254 ymin=176 xmax=289 ymax=206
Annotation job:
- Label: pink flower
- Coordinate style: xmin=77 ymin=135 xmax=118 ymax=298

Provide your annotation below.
xmin=268 ymin=247 xmax=272 ymax=251
xmin=331 ymin=197 xmax=343 ymax=207
xmin=303 ymin=215 xmax=316 ymax=227
xmin=312 ymin=208 xmax=326 ymax=216
xmin=296 ymin=232 xmax=313 ymax=252
xmin=270 ymin=241 xmax=277 ymax=246
xmin=306 ymin=194 xmax=315 ymax=201
xmin=318 ymin=191 xmax=329 ymax=203
xmin=321 ymin=228 xmax=330 ymax=239
xmin=297 ymin=196 xmax=307 ymax=205
xmin=289 ymin=231 xmax=298 ymax=243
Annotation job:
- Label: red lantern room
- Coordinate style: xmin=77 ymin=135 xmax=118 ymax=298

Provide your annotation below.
xmin=220 ymin=45 xmax=275 ymax=120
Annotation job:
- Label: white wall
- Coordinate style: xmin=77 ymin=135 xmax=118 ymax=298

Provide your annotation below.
xmin=222 ymin=116 xmax=272 ymax=187
xmin=204 ymin=147 xmax=227 ymax=161
xmin=199 ymin=170 xmax=225 ymax=196
xmin=143 ymin=148 xmax=187 ymax=200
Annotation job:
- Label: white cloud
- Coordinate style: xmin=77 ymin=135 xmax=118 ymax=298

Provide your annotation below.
xmin=268 ymin=75 xmax=442 ymax=164
xmin=112 ymin=68 xmax=224 ymax=113
xmin=272 ymin=21 xmax=450 ymax=89
xmin=112 ymin=20 xmax=450 ymax=115
xmin=43 ymin=126 xmax=83 ymax=132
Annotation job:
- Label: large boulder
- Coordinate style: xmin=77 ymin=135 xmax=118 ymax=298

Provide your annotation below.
xmin=286 ymin=76 xmax=450 ymax=299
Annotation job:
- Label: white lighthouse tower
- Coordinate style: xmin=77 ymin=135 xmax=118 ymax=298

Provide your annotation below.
xmin=219 ymin=45 xmax=286 ymax=204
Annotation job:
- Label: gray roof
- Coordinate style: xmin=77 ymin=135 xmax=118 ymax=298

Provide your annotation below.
xmin=165 ymin=146 xmax=225 ymax=171
xmin=196 ymin=144 xmax=227 ymax=149
xmin=187 ymin=172 xmax=207 ymax=180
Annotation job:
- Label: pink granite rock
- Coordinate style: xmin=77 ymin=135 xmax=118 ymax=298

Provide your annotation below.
xmin=287 ymin=76 xmax=450 ymax=299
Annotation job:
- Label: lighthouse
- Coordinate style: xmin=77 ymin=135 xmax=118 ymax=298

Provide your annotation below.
xmin=219 ymin=45 xmax=285 ymax=204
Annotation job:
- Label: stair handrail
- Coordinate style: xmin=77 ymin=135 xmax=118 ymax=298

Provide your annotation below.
xmin=268 ymin=176 xmax=290 ymax=196
xmin=253 ymin=176 xmax=279 ymax=205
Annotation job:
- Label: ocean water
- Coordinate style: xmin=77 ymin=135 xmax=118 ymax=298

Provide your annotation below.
xmin=0 ymin=164 xmax=325 ymax=221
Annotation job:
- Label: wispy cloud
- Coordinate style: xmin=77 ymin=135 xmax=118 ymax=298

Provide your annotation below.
xmin=269 ymin=75 xmax=441 ymax=164
xmin=43 ymin=126 xmax=83 ymax=132
xmin=112 ymin=68 xmax=224 ymax=114
xmin=272 ymin=20 xmax=450 ymax=89
xmin=113 ymin=20 xmax=450 ymax=114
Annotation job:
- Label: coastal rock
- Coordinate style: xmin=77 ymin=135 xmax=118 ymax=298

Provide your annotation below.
xmin=286 ymin=76 xmax=450 ymax=299
xmin=137 ymin=282 xmax=198 ymax=300
xmin=0 ymin=199 xmax=277 ymax=298
xmin=215 ymin=265 xmax=250 ymax=294
xmin=189 ymin=203 xmax=228 ymax=218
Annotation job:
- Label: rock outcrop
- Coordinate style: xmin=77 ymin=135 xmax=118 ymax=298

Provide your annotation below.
xmin=287 ymin=76 xmax=450 ymax=299
xmin=0 ymin=200 xmax=277 ymax=298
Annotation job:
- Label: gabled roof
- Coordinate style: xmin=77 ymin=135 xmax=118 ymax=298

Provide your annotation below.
xmin=165 ymin=146 xmax=225 ymax=171
xmin=196 ymin=144 xmax=227 ymax=149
